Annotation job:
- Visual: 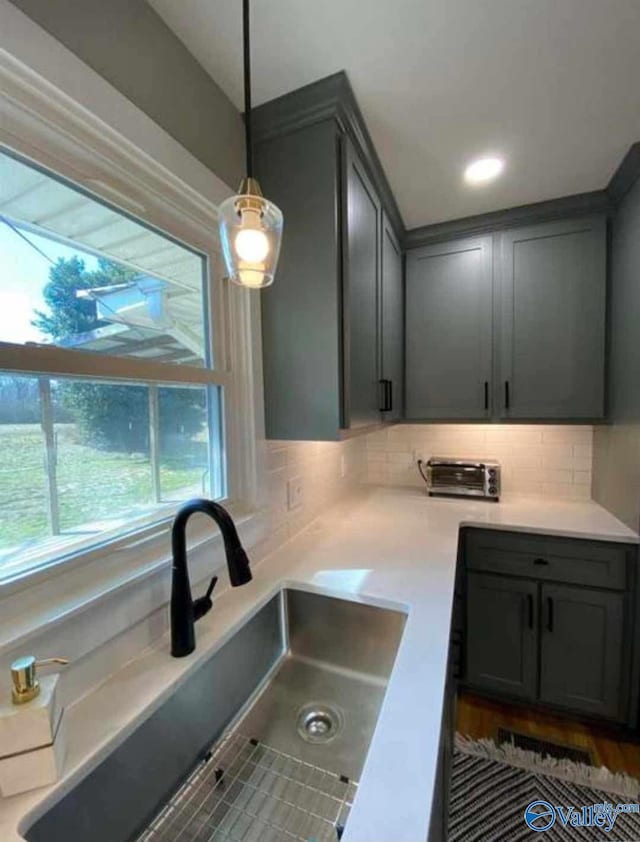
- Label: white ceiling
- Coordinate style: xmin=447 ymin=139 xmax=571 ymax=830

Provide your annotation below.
xmin=149 ymin=0 xmax=640 ymax=229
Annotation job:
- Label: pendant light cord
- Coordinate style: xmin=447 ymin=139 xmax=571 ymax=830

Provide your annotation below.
xmin=243 ymin=0 xmax=253 ymax=178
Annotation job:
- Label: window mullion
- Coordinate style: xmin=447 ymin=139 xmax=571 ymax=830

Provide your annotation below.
xmin=148 ymin=384 xmax=161 ymax=504
xmin=0 ymin=342 xmax=231 ymax=387
xmin=38 ymin=375 xmax=61 ymax=536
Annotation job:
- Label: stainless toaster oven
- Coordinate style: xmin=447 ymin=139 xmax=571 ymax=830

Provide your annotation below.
xmin=418 ymin=457 xmax=501 ymax=500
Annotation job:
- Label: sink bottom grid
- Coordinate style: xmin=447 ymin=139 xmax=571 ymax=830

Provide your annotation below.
xmin=136 ymin=731 xmax=358 ymax=842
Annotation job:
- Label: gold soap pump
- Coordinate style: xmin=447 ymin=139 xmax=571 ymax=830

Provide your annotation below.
xmin=10 ymin=656 xmax=69 ymax=705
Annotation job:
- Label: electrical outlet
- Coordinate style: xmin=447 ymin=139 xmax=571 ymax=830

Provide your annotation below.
xmin=287 ymin=476 xmax=304 ymax=510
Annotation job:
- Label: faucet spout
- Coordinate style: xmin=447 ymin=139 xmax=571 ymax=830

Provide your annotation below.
xmin=170 ymin=498 xmax=252 ymax=657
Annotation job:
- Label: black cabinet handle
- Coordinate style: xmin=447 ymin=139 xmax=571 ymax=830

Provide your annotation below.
xmin=378 ymin=380 xmax=387 ymax=412
xmin=527 ymin=593 xmax=534 ymax=629
xmin=533 ymin=557 xmax=549 ymax=566
xmin=547 ymin=596 xmax=554 ymax=632
xmin=484 ymin=381 xmax=489 ymax=411
xmin=379 ymin=379 xmax=393 ymax=412
xmin=504 ymin=380 xmax=510 ymax=410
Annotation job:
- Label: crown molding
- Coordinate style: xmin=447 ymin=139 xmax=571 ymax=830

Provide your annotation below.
xmin=607 ymin=142 xmax=640 ymax=206
xmin=403 ymin=190 xmax=611 ymax=249
xmin=251 ymin=71 xmax=405 ymax=239
xmin=252 ymin=68 xmax=639 ymax=250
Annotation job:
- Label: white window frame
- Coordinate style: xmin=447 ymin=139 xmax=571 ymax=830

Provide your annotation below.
xmin=0 ymin=1 xmax=268 ymax=629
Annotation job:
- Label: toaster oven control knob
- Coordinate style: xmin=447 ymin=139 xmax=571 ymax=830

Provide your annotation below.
xmin=489 ymin=468 xmax=496 ymax=477
xmin=489 ymin=485 xmax=497 ymax=495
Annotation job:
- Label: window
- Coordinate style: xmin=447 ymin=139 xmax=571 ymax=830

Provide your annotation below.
xmin=0 ymin=147 xmax=228 ymax=580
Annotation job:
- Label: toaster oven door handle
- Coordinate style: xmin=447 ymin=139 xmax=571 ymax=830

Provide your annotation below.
xmin=428 ymin=460 xmax=486 ymax=469
xmin=417 ymin=459 xmax=431 ymax=485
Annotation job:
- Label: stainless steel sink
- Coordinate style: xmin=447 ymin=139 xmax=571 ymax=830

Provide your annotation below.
xmin=25 ymin=589 xmax=406 ymax=842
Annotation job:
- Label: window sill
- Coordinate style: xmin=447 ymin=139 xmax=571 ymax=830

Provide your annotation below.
xmin=0 ymin=502 xmax=271 ymax=659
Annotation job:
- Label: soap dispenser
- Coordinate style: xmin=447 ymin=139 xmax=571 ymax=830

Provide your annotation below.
xmin=0 ymin=656 xmax=68 ymax=797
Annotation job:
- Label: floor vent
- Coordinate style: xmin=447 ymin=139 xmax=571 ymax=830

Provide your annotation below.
xmin=497 ymin=728 xmax=592 ymax=766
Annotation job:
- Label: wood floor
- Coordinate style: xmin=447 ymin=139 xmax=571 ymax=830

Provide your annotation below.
xmin=456 ymin=691 xmax=640 ymax=778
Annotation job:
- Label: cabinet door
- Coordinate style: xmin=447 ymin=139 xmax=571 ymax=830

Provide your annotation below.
xmin=380 ymin=213 xmax=403 ymax=421
xmin=257 ymin=120 xmax=343 ymax=440
xmin=540 ymin=584 xmax=624 ymax=719
xmin=466 ymin=572 xmax=538 ymax=700
xmin=497 ymin=216 xmax=606 ymax=419
xmin=405 ymin=236 xmax=493 ymax=419
xmin=343 ymin=141 xmax=381 ymax=429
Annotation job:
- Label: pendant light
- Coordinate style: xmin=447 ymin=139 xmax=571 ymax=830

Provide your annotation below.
xmin=218 ymin=0 xmax=283 ymax=289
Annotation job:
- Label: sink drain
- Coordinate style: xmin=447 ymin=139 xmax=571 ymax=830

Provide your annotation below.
xmin=296 ymin=702 xmax=343 ymax=744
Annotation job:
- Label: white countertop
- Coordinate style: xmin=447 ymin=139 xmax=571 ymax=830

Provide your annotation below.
xmin=2 ymin=488 xmax=637 ymax=842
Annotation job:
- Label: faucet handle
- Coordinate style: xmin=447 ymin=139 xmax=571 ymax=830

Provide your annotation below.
xmin=204 ymin=576 xmax=218 ymax=600
xmin=193 ymin=576 xmax=218 ymax=622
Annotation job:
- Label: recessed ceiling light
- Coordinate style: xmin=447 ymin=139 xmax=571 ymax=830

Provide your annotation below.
xmin=464 ymin=157 xmax=504 ymax=185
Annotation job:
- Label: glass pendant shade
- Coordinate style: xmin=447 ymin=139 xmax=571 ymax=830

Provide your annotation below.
xmin=218 ymin=178 xmax=283 ymax=289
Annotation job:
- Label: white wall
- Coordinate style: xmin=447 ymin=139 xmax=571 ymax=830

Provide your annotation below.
xmin=363 ymin=424 xmax=593 ymax=500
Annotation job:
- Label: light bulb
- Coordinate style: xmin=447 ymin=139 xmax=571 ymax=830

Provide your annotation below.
xmin=234 ymin=208 xmax=270 ymax=262
xmin=235 ymin=228 xmax=269 ymax=262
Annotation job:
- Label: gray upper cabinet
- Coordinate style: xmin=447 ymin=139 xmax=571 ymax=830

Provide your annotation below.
xmin=253 ymin=74 xmax=404 ymax=440
xmin=539 ymin=583 xmax=624 ymax=719
xmin=343 ymin=141 xmax=381 ymax=429
xmin=497 ymin=216 xmax=607 ymax=419
xmin=405 ymin=215 xmax=606 ymax=421
xmin=255 ymin=76 xmax=608 ymax=433
xmin=406 ymin=236 xmax=493 ymax=419
xmin=380 ymin=213 xmax=404 ymax=422
xmin=257 ymin=121 xmax=343 ymax=441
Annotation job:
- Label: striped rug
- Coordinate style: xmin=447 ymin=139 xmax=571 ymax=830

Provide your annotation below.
xmin=450 ymin=735 xmax=640 ymax=841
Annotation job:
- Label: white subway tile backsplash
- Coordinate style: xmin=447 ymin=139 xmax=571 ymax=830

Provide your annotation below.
xmin=266 ymin=447 xmax=287 ymax=472
xmin=263 ymin=437 xmax=366 ymax=543
xmin=573 ymin=443 xmax=593 ymax=460
xmin=264 ymin=425 xmax=594 ymax=532
xmin=362 ymin=424 xmax=593 ymax=500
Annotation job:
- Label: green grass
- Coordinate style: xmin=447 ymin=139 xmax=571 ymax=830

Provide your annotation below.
xmin=0 ymin=423 xmax=207 ymax=554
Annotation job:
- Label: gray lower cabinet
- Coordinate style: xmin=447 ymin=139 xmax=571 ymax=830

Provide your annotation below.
xmin=405 ymin=236 xmax=493 ymax=419
xmin=463 ymin=529 xmax=636 ymax=723
xmin=539 ymin=584 xmax=624 ymax=719
xmin=466 ymin=572 xmax=537 ymax=699
xmin=380 ymin=213 xmax=403 ymax=421
xmin=498 ymin=216 xmax=606 ymax=419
